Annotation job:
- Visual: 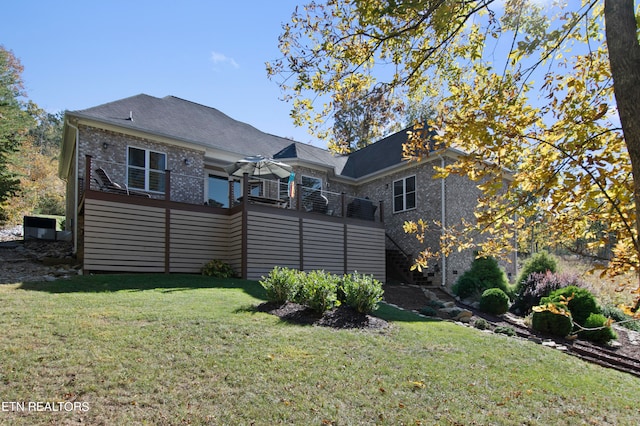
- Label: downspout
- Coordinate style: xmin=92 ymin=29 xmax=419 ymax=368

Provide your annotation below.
xmin=66 ymin=120 xmax=79 ymax=255
xmin=440 ymin=155 xmax=446 ymax=287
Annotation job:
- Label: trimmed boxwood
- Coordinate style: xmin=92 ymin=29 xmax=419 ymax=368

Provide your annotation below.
xmin=579 ymin=313 xmax=618 ymax=344
xmin=479 ymin=288 xmax=510 ymax=315
xmin=531 ymin=304 xmax=574 ymax=337
xmin=541 ymin=286 xmax=600 ymax=326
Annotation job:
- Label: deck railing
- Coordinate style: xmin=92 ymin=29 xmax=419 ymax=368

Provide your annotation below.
xmin=84 ymin=155 xmax=384 ymax=223
xmin=237 ymin=174 xmax=384 ymax=223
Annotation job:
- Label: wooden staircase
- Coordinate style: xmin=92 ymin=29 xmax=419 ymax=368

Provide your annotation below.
xmin=385 ymin=248 xmax=433 ymax=286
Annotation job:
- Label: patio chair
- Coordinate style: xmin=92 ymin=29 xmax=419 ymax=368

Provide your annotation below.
xmin=94 ymin=168 xmax=150 ymax=197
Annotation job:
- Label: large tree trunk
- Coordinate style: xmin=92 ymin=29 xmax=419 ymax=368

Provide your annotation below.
xmin=604 ymin=0 xmax=640 ymax=278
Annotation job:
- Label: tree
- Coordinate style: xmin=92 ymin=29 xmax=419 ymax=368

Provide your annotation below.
xmin=27 ymin=106 xmax=64 ymax=153
xmin=330 ymin=84 xmax=400 ymax=153
xmin=267 ymin=1 xmax=640 ymax=304
xmin=0 ymin=45 xmax=32 ymax=223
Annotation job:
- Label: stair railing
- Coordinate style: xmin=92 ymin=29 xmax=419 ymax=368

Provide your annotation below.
xmin=385 ymin=233 xmax=412 ymax=261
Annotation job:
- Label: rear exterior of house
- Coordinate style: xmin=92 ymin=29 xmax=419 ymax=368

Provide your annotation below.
xmin=59 ymin=94 xmax=515 ymax=287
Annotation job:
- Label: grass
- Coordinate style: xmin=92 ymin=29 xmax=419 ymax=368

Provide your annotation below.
xmin=1 ymin=274 xmax=639 ymax=425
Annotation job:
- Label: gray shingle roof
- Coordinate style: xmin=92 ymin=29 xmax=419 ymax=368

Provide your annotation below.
xmin=341 ymin=125 xmax=435 ymax=178
xmin=68 ymin=94 xmax=425 ymax=179
xmin=273 ymin=142 xmax=349 ymax=174
xmin=70 ymin=94 xmax=297 ymax=157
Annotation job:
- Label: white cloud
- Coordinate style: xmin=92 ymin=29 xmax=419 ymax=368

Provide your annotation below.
xmin=210 ymin=51 xmax=239 ymax=69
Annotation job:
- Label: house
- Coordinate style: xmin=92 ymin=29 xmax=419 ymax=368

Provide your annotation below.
xmin=58 ymin=94 xmax=516 ymax=285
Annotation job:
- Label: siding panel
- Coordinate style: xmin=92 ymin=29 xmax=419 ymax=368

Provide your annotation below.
xmin=346 ymin=224 xmax=385 ymax=278
xmin=303 ymin=219 xmax=344 ymax=274
xmin=244 ymin=211 xmax=300 ymax=280
xmin=81 ymin=195 xmax=384 ymax=281
xmin=83 ymin=199 xmax=166 ymax=272
xmin=169 ymin=209 xmax=229 ymax=273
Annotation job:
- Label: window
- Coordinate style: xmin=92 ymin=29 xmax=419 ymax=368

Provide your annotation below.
xmin=393 ymin=175 xmax=416 ymax=213
xmin=127 ymin=147 xmax=166 ymax=192
xmin=207 ymin=175 xmax=240 ymax=207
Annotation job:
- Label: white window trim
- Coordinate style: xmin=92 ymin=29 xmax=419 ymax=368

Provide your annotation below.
xmin=301 ymin=175 xmax=323 ymax=191
xmin=393 ymin=175 xmax=417 ymax=213
xmin=126 ymin=146 xmax=167 ymax=193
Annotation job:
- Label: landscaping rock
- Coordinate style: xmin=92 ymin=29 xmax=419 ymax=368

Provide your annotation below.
xmin=0 ymin=234 xmax=79 ymax=284
xmin=453 ymin=310 xmax=473 ymax=322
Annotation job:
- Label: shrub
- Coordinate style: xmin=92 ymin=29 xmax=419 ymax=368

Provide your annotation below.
xmin=340 ymin=272 xmax=384 ymax=314
xmin=451 ymin=275 xmax=481 ymax=300
xmin=259 ymin=267 xmax=301 ymax=304
xmin=419 ymin=306 xmax=438 ymax=317
xmin=452 ymin=257 xmax=511 ymax=301
xmin=201 ymin=259 xmax=236 ymax=278
xmin=579 ymin=313 xmax=618 ymax=344
xmin=511 ymin=271 xmax=579 ymax=315
xmin=474 ymin=318 xmax=489 ymax=330
xmin=297 ymin=270 xmax=340 ymax=314
xmin=515 ymin=251 xmax=558 ymax=294
xmin=531 ymin=303 xmax=574 ymax=337
xmin=541 ymin=285 xmax=600 ymax=326
xmin=601 ymin=304 xmax=640 ymax=332
xmin=494 ymin=326 xmax=516 ymax=337
xmin=425 ymin=299 xmax=445 ymax=309
xmin=479 ymin=288 xmax=510 ymax=315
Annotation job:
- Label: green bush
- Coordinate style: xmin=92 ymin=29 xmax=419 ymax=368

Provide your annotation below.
xmin=201 ymin=259 xmax=236 ymax=278
xmin=451 ymin=275 xmax=481 ymax=300
xmin=297 ymin=270 xmax=340 ymax=314
xmin=474 ymin=318 xmax=489 ymax=330
xmin=259 ymin=267 xmax=301 ymax=304
xmin=340 ymin=272 xmax=384 ymax=314
xmin=531 ymin=304 xmax=574 ymax=337
xmin=479 ymin=288 xmax=510 ymax=315
xmin=601 ymin=304 xmax=640 ymax=332
xmin=541 ymin=286 xmax=600 ymax=326
xmin=425 ymin=299 xmax=445 ymax=309
xmin=494 ymin=326 xmax=516 ymax=337
xmin=419 ymin=306 xmax=438 ymax=317
xmin=579 ymin=313 xmax=618 ymax=344
xmin=452 ymin=257 xmax=511 ymax=301
xmin=515 ymin=251 xmax=558 ymax=294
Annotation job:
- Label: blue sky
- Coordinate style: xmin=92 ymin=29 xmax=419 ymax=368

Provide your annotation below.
xmin=1 ymin=0 xmax=319 ymax=145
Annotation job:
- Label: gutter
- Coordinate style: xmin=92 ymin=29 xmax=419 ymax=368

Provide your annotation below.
xmin=66 ymin=120 xmax=79 ymax=255
xmin=439 ymin=155 xmax=446 ymax=287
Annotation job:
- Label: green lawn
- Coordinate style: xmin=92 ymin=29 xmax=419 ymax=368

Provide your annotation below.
xmin=1 ymin=274 xmax=638 ymax=425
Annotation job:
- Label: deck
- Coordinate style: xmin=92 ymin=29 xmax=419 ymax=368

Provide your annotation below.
xmin=79 ymin=187 xmax=385 ymax=282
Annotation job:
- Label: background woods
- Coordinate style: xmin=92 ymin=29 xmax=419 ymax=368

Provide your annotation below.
xmin=0 ymin=46 xmax=64 ymax=225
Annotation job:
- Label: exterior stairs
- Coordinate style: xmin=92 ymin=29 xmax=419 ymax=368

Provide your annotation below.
xmin=385 ymin=249 xmax=433 ymax=286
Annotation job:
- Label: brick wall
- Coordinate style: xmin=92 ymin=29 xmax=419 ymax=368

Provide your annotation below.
xmin=78 ymin=126 xmax=204 ymax=204
xmin=356 ymin=156 xmax=516 ymax=287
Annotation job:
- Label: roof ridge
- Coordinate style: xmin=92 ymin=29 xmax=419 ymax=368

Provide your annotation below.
xmin=74 ymin=93 xmax=157 ymax=113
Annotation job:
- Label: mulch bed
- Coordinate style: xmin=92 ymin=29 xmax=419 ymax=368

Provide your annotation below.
xmin=256 ymin=301 xmax=389 ymax=330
